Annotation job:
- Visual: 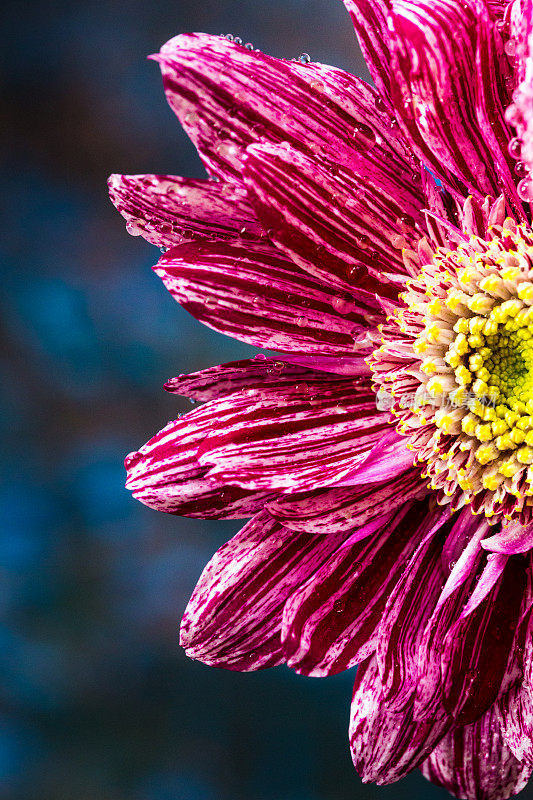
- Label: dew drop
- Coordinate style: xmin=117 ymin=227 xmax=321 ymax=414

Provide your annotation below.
xmin=505 ymin=103 xmax=521 ymax=126
xmin=508 ymin=136 xmax=522 ymax=159
xmin=126 ymin=220 xmax=143 ymax=236
xmin=355 ymin=233 xmax=370 ymax=250
xmin=298 ymin=52 xmax=311 ymax=64
xmin=397 ymin=213 xmax=415 ymax=232
xmin=332 ymin=294 xmax=353 ymax=314
xmin=233 ymin=36 xmax=243 ymax=45
xmin=184 ymin=111 xmax=199 ymax=125
xmin=215 ymin=141 xmax=238 ymax=159
xmin=515 ymin=160 xmax=528 ymax=177
xmin=391 ymin=233 xmax=408 ymax=249
xmin=374 ymin=95 xmax=386 ymax=112
xmin=224 ymin=34 xmax=235 ymax=41
xmin=254 ymin=353 xmax=266 ymax=360
xmin=353 ymin=123 xmax=376 ymax=149
xmin=504 ymin=39 xmax=517 ymax=57
xmin=245 ymin=42 xmax=254 ymax=50
xmin=310 ymin=79 xmax=325 ymax=92
xmin=518 ymin=177 xmax=533 ymax=201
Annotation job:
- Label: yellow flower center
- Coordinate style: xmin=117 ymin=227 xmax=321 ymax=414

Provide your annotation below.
xmin=372 ymin=218 xmax=533 ymax=521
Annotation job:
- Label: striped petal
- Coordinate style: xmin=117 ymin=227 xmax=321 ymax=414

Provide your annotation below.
xmin=387 ymin=0 xmax=519 ymax=205
xmin=108 ymin=173 xmax=264 ymax=248
xmin=440 ymin=554 xmax=527 ymax=724
xmin=243 ymin=142 xmax=423 ymax=295
xmin=180 ymin=511 xmax=354 ymax=670
xmin=155 ymin=240 xmax=379 ymax=355
xmin=127 ymin=374 xmax=389 ymax=507
xmin=124 ymin=406 xmax=275 ymax=518
xmin=350 ymin=655 xmax=450 ymax=784
xmin=196 ymin=376 xmax=389 ymax=491
xmin=420 ymin=702 xmax=532 ymax=800
xmin=163 ymin=358 xmax=355 ymax=402
xmin=266 ymin=466 xmax=426 ymax=534
xmin=376 ymin=509 xmax=454 ymax=711
xmin=281 ymin=500 xmax=430 ymax=676
xmin=155 ymin=32 xmax=421 ymax=185
xmin=482 ymin=519 xmax=533 ymax=554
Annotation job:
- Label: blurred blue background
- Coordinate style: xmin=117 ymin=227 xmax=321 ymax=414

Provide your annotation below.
xmin=0 ymin=1 xmax=508 ymax=799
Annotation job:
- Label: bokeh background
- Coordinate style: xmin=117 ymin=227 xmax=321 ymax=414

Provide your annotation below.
xmin=1 ymin=1 xmax=522 ymax=799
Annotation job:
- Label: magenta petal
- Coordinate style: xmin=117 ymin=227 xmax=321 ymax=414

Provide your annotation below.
xmin=482 ymin=520 xmax=533 ymax=555
xmin=387 ymin=0 xmax=519 ymax=204
xmin=336 ymin=429 xmax=414 ymax=486
xmin=267 ymin=466 xmax=427 ymax=534
xmin=243 ymin=142 xmax=423 ymax=295
xmin=108 ymin=173 xmax=264 ymax=248
xmin=343 ymin=0 xmax=394 ymax=107
xmin=441 ymin=555 xmax=527 ymax=724
xmin=281 ymin=500 xmax=431 ymax=676
xmin=499 ymin=682 xmax=533 ymax=768
xmin=163 ymin=358 xmax=362 ymax=402
xmin=376 ymin=508 xmax=452 ymax=711
xmin=196 ymin=377 xmax=389 ymax=492
xmin=420 ymin=702 xmax=532 ymax=800
xmin=156 ymin=33 xmax=414 ymax=183
xmin=155 ymin=239 xmax=375 ymax=354
xmin=180 ymin=511 xmax=353 ymax=670
xmin=125 ymin=410 xmax=276 ymax=518
xmin=350 ymin=655 xmax=450 ymax=784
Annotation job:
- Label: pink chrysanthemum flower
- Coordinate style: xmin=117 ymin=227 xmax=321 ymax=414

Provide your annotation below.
xmin=110 ymin=1 xmax=533 ymax=797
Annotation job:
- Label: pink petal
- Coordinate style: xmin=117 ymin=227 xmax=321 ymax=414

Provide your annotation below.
xmin=387 ymin=0 xmax=520 ymax=205
xmin=350 ymin=655 xmax=450 ymax=784
xmin=420 ymin=702 xmax=532 ymax=800
xmin=128 ymin=374 xmax=388 ymax=503
xmin=155 ymin=240 xmax=376 ymax=354
xmin=281 ymin=500 xmax=430 ymax=677
xmin=108 ymin=173 xmax=264 ymax=248
xmin=499 ymin=682 xmax=533 ymax=768
xmin=163 ymin=358 xmax=346 ymax=402
xmin=267 ymin=466 xmax=427 ymax=535
xmin=482 ymin=520 xmax=533 ymax=555
xmin=155 ymin=33 xmax=418 ymax=183
xmin=513 ymin=0 xmax=533 ymax=174
xmin=336 ymin=428 xmax=415 ymax=486
xmin=243 ymin=142 xmax=423 ymax=295
xmin=180 ymin=510 xmax=354 ymax=670
xmin=441 ymin=555 xmax=527 ymax=724
xmin=414 ymin=517 xmax=493 ymax=720
xmin=376 ymin=507 xmax=453 ymax=712
xmin=343 ymin=0 xmax=394 ymax=108
xmin=125 ymin=408 xmax=276 ymax=518
xmin=196 ymin=377 xmax=389 ymax=492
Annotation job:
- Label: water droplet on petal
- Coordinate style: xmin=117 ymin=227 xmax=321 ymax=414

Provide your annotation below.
xmin=184 ymin=111 xmax=199 ymax=125
xmin=310 ymin=79 xmax=325 ymax=92
xmin=515 ymin=160 xmax=528 ymax=177
xmin=504 ymin=39 xmax=517 ymax=57
xmin=508 ymin=136 xmax=522 ymax=159
xmin=233 ymin=36 xmax=243 ymax=45
xmin=518 ymin=177 xmax=533 ymax=201
xmin=126 ymin=220 xmax=143 ymax=236
xmin=353 ymin=123 xmax=376 ymax=149
xmin=244 ymin=42 xmax=254 ymax=50
xmin=298 ymin=52 xmax=311 ymax=64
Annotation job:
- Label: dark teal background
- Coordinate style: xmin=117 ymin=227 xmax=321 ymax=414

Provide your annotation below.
xmin=1 ymin=1 xmax=520 ymax=798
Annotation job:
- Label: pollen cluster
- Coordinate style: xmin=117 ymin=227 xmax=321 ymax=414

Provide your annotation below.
xmin=371 ymin=218 xmax=533 ymax=521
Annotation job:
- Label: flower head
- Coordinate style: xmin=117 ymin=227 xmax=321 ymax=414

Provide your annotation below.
xmin=111 ymin=2 xmax=533 ymax=798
